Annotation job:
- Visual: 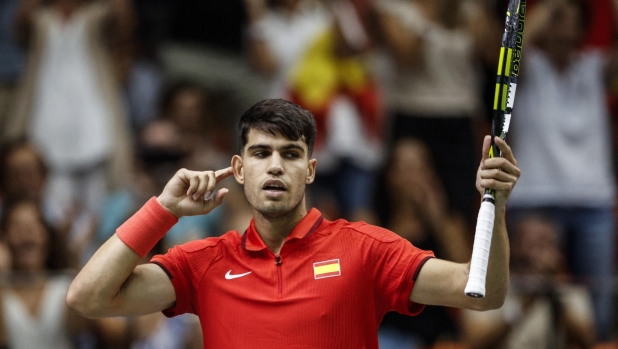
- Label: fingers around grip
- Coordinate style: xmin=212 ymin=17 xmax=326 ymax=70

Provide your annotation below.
xmin=480 ymin=168 xmax=518 ymax=183
xmin=482 ymin=157 xmax=521 ymax=178
xmin=480 ymin=178 xmax=514 ymax=192
xmin=495 ymin=137 xmax=517 ymax=166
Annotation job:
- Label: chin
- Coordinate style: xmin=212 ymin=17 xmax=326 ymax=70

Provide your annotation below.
xmin=257 ymin=204 xmax=293 ymax=218
xmin=256 ymin=197 xmax=304 ymax=219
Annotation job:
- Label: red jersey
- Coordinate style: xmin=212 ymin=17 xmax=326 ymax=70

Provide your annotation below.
xmin=151 ymin=208 xmax=434 ymax=349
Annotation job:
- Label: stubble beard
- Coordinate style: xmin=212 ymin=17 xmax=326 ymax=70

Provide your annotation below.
xmin=244 ymin=186 xmax=306 ymax=219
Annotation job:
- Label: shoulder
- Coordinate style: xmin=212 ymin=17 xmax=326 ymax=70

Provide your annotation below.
xmin=324 ymin=219 xmax=402 ymax=244
xmin=152 ymin=231 xmax=242 ymax=277
xmin=171 ymin=231 xmax=242 ymax=255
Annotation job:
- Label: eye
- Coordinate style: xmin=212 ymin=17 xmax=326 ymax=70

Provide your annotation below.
xmin=285 ymin=152 xmax=300 ymax=159
xmin=254 ymin=151 xmax=269 ymax=158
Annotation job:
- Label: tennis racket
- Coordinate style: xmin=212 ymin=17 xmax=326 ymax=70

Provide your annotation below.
xmin=464 ymin=0 xmax=526 ymax=298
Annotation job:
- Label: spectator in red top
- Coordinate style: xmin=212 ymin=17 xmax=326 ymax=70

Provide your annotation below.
xmin=66 ymin=99 xmax=520 ymax=348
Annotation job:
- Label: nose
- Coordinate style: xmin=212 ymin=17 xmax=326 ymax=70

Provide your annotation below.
xmin=267 ymin=152 xmax=284 ymax=175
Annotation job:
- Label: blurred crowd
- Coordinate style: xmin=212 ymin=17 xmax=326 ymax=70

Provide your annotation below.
xmin=0 ymin=0 xmax=617 ymax=348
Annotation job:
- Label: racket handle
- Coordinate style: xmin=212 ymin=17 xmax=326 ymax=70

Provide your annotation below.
xmin=464 ymin=196 xmax=496 ymax=298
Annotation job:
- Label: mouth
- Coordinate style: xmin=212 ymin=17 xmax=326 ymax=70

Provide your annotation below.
xmin=262 ymin=179 xmax=287 ymax=197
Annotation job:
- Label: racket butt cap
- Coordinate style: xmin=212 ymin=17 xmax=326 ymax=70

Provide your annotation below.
xmin=465 ymin=292 xmax=485 ymax=298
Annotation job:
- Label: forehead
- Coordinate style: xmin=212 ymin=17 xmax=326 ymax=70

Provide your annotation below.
xmin=243 ymin=129 xmax=308 ymax=152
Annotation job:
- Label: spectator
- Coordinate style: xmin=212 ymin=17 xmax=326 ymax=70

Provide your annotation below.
xmin=374 ymin=138 xmax=470 ymax=348
xmin=507 ymin=0 xmax=618 ymax=339
xmin=374 ymin=0 xmax=500 ymax=223
xmin=0 ymin=200 xmax=128 ymax=348
xmin=4 ymin=0 xmax=135 ymax=216
xmin=0 ymin=139 xmax=61 ymax=225
xmin=0 ymin=139 xmax=100 ymax=267
xmin=462 ymin=214 xmax=596 ymax=349
xmin=244 ymin=0 xmax=384 ymax=221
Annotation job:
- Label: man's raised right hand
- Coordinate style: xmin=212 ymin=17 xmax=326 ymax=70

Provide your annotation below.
xmin=156 ymin=167 xmax=234 ymax=218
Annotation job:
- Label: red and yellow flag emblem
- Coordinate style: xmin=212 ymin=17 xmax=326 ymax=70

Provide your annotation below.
xmin=313 ymin=259 xmax=341 ymax=279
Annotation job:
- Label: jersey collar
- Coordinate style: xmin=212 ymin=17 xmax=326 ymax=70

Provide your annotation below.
xmin=242 ymin=208 xmax=324 ymax=251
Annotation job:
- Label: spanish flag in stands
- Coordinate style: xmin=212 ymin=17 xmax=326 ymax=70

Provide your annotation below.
xmin=287 ymin=27 xmax=382 ymax=148
xmin=313 ymin=259 xmax=341 ymax=279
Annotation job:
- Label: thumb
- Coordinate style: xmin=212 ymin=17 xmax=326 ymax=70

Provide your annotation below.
xmin=204 ymin=188 xmax=229 ymax=212
xmin=481 ymin=135 xmax=492 ymax=163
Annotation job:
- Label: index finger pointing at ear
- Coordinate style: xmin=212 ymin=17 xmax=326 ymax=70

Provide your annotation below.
xmin=495 ymin=137 xmax=517 ymax=166
xmin=215 ymin=167 xmax=234 ymax=182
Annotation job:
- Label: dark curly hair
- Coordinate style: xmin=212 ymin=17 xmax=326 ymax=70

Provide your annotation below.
xmin=236 ymin=99 xmax=317 ymax=156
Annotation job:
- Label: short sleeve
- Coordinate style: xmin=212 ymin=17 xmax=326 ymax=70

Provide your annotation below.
xmin=150 ymin=246 xmax=195 ymax=317
xmin=365 ymin=230 xmax=434 ymax=316
xmin=150 ymin=239 xmax=222 ymax=317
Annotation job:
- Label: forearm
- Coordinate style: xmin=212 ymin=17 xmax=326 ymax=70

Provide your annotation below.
xmin=377 ymin=12 xmax=423 ymax=68
xmin=66 ymin=234 xmax=142 ymax=317
xmin=565 ymin=309 xmax=595 ymax=348
xmin=482 ymin=206 xmax=510 ymax=308
xmin=242 ymin=0 xmax=279 ymax=74
xmin=522 ymin=1 xmax=555 ymax=47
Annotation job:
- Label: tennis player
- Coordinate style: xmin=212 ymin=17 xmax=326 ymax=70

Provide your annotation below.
xmin=67 ymin=99 xmax=520 ymax=348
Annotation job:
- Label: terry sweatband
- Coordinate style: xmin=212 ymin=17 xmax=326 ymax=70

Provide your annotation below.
xmin=116 ymin=197 xmax=178 ymax=258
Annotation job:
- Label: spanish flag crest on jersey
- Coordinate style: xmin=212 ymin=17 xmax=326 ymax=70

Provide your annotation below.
xmin=313 ymin=259 xmax=341 ymax=279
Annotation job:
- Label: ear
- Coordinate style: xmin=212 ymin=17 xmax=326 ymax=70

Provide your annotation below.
xmin=232 ymin=155 xmax=244 ymax=185
xmin=306 ymin=158 xmax=317 ymax=184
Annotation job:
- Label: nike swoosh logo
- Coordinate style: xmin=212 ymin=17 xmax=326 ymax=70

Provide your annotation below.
xmin=225 ymin=270 xmax=252 ymax=280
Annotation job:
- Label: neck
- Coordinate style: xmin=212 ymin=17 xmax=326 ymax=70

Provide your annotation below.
xmin=547 ymin=50 xmax=571 ymax=73
xmin=252 ymin=198 xmax=308 ymax=255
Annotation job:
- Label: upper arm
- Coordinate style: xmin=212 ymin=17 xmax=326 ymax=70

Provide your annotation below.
xmin=109 ymin=263 xmax=176 ymax=317
xmin=409 ymin=258 xmax=489 ymax=310
xmin=376 ymin=11 xmax=423 ymax=68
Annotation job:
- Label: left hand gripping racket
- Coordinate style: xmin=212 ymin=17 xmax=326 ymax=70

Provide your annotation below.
xmin=464 ymin=0 xmax=526 ymax=298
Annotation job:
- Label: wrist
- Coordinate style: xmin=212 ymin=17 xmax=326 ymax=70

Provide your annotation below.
xmin=116 ymin=197 xmax=178 ymax=258
xmin=156 ymin=196 xmax=181 ymax=219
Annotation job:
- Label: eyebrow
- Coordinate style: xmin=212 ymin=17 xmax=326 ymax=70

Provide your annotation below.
xmin=246 ymin=143 xmax=306 ymax=154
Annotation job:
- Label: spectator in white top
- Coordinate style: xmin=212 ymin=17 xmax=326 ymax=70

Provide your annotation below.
xmin=5 ymin=0 xmax=135 ymax=217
